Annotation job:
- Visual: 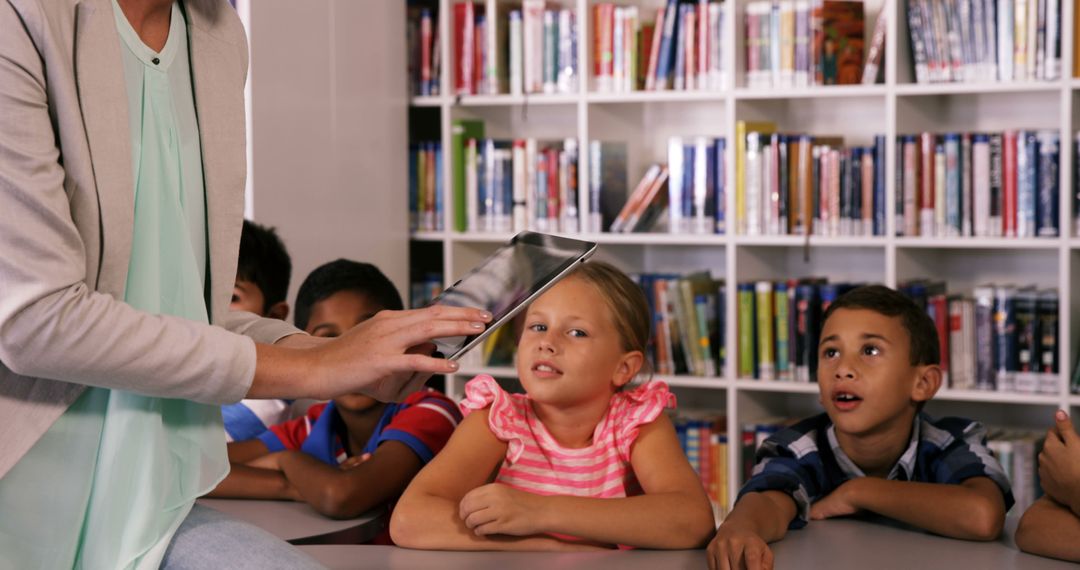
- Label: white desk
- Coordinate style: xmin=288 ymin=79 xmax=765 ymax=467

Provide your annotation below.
xmin=294 ymin=518 xmax=1077 ymax=569
xmin=195 ymin=498 xmax=386 ymax=545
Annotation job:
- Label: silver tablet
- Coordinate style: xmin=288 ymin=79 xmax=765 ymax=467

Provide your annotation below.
xmin=430 ymin=231 xmax=598 ymax=361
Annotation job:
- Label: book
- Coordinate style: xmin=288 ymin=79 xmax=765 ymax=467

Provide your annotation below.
xmin=452 ymin=119 xmax=485 ymax=232
xmin=821 ymin=0 xmax=865 ymax=84
xmin=735 ymin=121 xmax=777 ymax=235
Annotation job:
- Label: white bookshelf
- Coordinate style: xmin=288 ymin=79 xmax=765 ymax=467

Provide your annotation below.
xmin=407 ymin=0 xmax=1080 ymax=505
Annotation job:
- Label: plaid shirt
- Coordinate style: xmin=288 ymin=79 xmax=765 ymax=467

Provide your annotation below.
xmin=738 ymin=413 xmax=1015 ymax=529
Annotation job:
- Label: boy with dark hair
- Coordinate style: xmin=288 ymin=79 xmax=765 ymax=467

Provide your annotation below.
xmin=222 ymin=220 xmax=294 ymax=441
xmin=231 ymin=219 xmax=292 ymax=320
xmin=210 ymin=260 xmax=460 ymax=543
xmin=708 ymin=285 xmax=1013 ymax=570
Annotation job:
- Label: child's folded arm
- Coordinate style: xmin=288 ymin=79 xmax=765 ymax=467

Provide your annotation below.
xmin=818 ymin=476 xmax=1006 ymax=540
xmin=275 ymin=441 xmax=423 ymax=520
xmin=205 ymin=463 xmax=298 ymax=500
xmin=1015 ymin=496 xmax=1080 ymax=562
xmin=508 ymin=414 xmax=715 ymax=549
xmin=391 ymin=409 xmax=598 ymax=551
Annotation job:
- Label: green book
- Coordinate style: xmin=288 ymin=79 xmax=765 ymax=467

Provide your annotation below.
xmin=755 ymin=281 xmax=774 ymax=381
xmin=738 ymin=283 xmax=756 ymax=378
xmin=451 ymin=119 xmax=485 ymax=232
xmin=775 ymin=283 xmax=790 ymax=381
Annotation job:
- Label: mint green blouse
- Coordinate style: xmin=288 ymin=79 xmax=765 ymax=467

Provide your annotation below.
xmin=0 ymin=3 xmax=228 ymax=567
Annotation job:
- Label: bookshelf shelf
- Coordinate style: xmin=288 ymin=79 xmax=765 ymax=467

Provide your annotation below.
xmin=734 ymin=380 xmax=821 ymax=395
xmin=893 ymin=81 xmax=1065 ymax=97
xmin=733 ymin=84 xmax=888 ymax=100
xmin=410 ymin=231 xmax=449 ymax=241
xmin=455 ymin=94 xmax=580 ymax=107
xmin=933 ymin=389 xmax=1063 ymax=406
xmin=587 ymin=91 xmax=728 ymax=104
xmin=406 ymin=0 xmax=1080 ymax=507
xmin=734 ymin=235 xmax=887 ymax=248
xmin=893 ymin=238 xmax=1064 ymax=250
xmin=410 ymin=96 xmax=445 ymax=107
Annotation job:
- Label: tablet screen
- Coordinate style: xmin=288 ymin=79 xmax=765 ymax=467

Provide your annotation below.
xmin=430 ymin=232 xmax=597 ymax=360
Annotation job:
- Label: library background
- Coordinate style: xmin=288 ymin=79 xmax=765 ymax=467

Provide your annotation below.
xmin=402 ymin=0 xmax=1078 ymax=521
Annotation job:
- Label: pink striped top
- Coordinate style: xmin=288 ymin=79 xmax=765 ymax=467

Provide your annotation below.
xmin=460 ymin=375 xmax=675 ymax=499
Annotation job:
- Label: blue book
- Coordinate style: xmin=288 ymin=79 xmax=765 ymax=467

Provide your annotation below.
xmin=715 ymin=138 xmax=727 ymax=234
xmin=434 ymin=143 xmax=444 ymax=231
xmin=994 ymin=286 xmax=1018 ymax=391
xmin=655 ymin=0 xmax=680 ymax=89
xmin=1017 ymin=131 xmax=1038 ymax=237
xmin=793 ymin=282 xmax=821 ymax=383
xmin=683 ymin=143 xmax=694 ymax=223
xmin=944 ymin=134 xmax=962 ymax=236
xmin=1036 ymin=131 xmax=1060 ymax=237
xmin=874 ymin=135 xmax=886 ymax=236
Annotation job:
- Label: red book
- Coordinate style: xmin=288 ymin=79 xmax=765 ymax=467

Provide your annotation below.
xmin=684 ymin=9 xmax=696 ymax=89
xmin=594 ymin=4 xmax=614 ymax=82
xmin=547 ymin=147 xmax=560 ymax=223
xmin=1002 ymin=130 xmax=1018 ymax=237
xmin=931 ymin=294 xmax=949 ymax=383
xmin=453 ymin=2 xmax=475 ymax=95
xmin=420 ymin=11 xmax=433 ymax=92
xmin=645 ymin=7 xmax=665 ymax=90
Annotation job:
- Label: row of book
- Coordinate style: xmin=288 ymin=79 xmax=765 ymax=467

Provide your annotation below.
xmin=895 ymin=131 xmax=1060 ymax=238
xmin=408 ymin=141 xmax=445 ymax=233
xmin=594 ymin=0 xmax=727 ymax=94
xmin=407 ymin=6 xmax=441 ymax=97
xmin=453 ymin=1 xmax=578 ymax=96
xmin=745 ymin=0 xmax=882 ymax=88
xmin=900 ymin=281 xmax=1059 ymax=394
xmin=906 ymin=0 xmax=1063 ymax=84
xmin=737 ymin=279 xmax=850 ymax=381
xmin=410 ymin=273 xmax=445 ymax=310
xmin=675 ymin=413 xmax=730 ymax=519
xmin=736 ymin=122 xmax=887 ymax=237
xmin=610 ymin=137 xmax=728 ymax=235
xmin=638 ymin=272 xmax=726 ymax=377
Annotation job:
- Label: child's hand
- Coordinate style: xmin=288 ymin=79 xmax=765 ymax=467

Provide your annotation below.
xmin=707 ymin=523 xmax=774 ymax=570
xmin=1040 ymin=410 xmax=1080 ymax=511
xmin=810 ymin=479 xmax=863 ymax=520
xmin=458 ymin=483 xmax=544 ymax=537
xmin=339 ymin=453 xmax=372 ymax=471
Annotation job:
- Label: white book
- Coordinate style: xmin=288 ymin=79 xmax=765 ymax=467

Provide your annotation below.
xmin=1044 ymin=0 xmax=1059 ymax=79
xmin=525 ymin=138 xmax=538 ymax=230
xmin=745 ymin=134 xmax=763 ymax=236
xmin=793 ymin=1 xmax=810 ymax=87
xmin=512 ymin=142 xmax=527 ymax=231
xmin=694 ymin=137 xmax=710 ymax=234
xmin=973 ymin=135 xmax=991 ymax=236
xmin=509 ymin=11 xmax=524 ymax=95
xmin=613 ymin=8 xmax=625 ymax=93
xmin=983 ymin=0 xmax=999 ymax=80
xmin=557 ymin=9 xmax=576 ymax=94
xmin=588 ymin=140 xmax=602 ymax=233
xmin=668 ymin=137 xmax=686 ymax=234
xmin=522 ymin=0 xmax=544 ymax=94
xmin=709 ymin=3 xmax=725 ymax=90
xmin=482 ymin=139 xmax=496 ymax=232
xmin=1025 ymin=0 xmax=1037 ymax=81
xmin=762 ymin=142 xmax=775 ymax=234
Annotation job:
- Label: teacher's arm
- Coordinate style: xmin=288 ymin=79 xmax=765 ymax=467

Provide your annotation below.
xmin=0 ymin=1 xmax=487 ymax=405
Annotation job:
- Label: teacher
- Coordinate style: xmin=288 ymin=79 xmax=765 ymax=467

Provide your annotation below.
xmin=0 ymin=0 xmax=486 ymax=567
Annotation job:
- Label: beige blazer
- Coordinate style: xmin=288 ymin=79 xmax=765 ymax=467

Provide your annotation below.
xmin=0 ymin=0 xmax=299 ymax=478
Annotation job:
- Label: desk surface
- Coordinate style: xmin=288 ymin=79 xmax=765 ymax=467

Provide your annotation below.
xmin=295 ymin=519 xmax=1076 ymax=569
xmin=195 ymin=498 xmax=385 ymax=545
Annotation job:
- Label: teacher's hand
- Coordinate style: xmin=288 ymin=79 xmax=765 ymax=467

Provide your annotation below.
xmin=307 ymin=305 xmax=489 ymax=402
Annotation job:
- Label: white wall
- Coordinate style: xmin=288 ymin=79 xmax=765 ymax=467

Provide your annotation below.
xmin=245 ymin=0 xmax=408 ymax=313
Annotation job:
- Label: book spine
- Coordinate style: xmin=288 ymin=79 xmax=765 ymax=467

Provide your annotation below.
xmin=998 ymin=0 xmax=1014 ymax=80
xmin=1014 ymin=289 xmax=1038 ymax=392
xmin=973 ymin=134 xmax=990 ymax=236
xmin=755 ymin=281 xmax=775 ymax=380
xmin=961 ymin=134 xmax=972 ymax=236
xmin=944 ymin=134 xmax=961 ymax=237
xmin=1037 ymin=290 xmax=1059 ymax=394
xmin=994 ymin=286 xmax=1017 ymax=392
xmin=934 ymin=143 xmax=946 ymax=237
xmin=989 ymin=133 xmax=1004 ymax=236
xmin=715 ymin=138 xmax=727 ymax=234
xmin=1003 ymin=130 xmax=1018 ymax=237
xmin=510 ymin=11 xmax=524 ymax=95
xmin=920 ymin=132 xmax=936 ymax=236
xmin=775 ymin=282 xmax=791 ymax=381
xmin=974 ymin=286 xmax=996 ymax=390
xmin=669 ymin=136 xmax=686 ymax=233
xmin=1036 ymin=130 xmax=1059 ymax=237
xmin=738 ymin=282 xmax=757 ymax=378
xmin=1017 ymin=130 xmax=1037 ymax=238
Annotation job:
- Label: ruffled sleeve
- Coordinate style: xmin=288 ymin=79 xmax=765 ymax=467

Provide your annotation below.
xmin=610 ymin=381 xmax=676 ymax=460
xmin=459 ymin=375 xmax=528 ymax=462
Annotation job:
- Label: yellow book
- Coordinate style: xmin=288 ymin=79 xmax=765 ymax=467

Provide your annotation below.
xmin=734 ymin=120 xmax=777 ymax=235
